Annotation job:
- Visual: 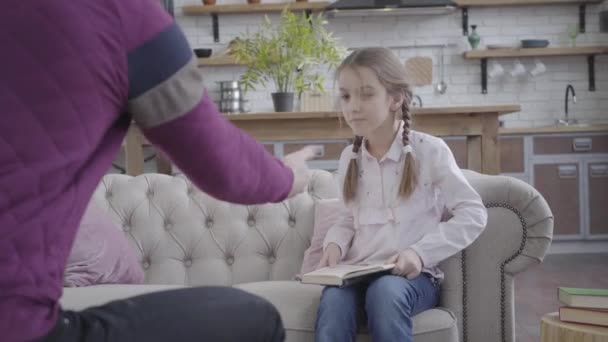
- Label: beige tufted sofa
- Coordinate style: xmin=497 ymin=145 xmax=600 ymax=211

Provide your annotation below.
xmin=60 ymin=169 xmax=553 ymax=342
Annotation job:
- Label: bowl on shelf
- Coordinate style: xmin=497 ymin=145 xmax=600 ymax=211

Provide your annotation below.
xmin=521 ymin=39 xmax=549 ymax=48
xmin=194 ymin=48 xmax=212 ymax=58
xmin=486 ymin=43 xmax=520 ymax=50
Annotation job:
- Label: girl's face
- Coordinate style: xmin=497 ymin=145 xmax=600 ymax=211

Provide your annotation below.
xmin=338 ymin=66 xmax=402 ymax=138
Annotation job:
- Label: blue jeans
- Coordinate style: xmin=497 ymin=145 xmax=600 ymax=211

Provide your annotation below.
xmin=314 ymin=273 xmax=440 ymax=342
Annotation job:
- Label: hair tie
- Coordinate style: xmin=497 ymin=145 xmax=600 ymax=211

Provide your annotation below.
xmin=402 ymin=145 xmax=413 ymax=156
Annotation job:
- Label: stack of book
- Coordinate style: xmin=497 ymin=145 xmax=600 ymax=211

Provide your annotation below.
xmin=558 ymin=287 xmax=608 ymax=327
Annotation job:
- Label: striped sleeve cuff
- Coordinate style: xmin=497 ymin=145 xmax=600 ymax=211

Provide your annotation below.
xmin=127 ymin=21 xmax=203 ymax=129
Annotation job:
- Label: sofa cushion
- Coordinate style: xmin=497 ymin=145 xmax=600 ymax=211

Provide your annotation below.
xmin=235 ymin=280 xmax=458 ymax=342
xmin=64 ymin=203 xmax=144 ymax=287
xmin=60 ymin=284 xmax=185 ymax=311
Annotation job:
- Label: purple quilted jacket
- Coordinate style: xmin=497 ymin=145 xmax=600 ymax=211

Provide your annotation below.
xmin=0 ymin=1 xmax=293 ymax=340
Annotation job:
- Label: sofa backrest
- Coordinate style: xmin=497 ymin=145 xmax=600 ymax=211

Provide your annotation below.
xmin=92 ymin=170 xmax=337 ymax=286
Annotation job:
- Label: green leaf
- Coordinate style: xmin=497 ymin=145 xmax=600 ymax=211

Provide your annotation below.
xmin=229 ymin=7 xmax=345 ymax=96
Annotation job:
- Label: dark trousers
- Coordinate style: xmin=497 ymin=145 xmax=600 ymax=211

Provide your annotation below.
xmin=38 ymin=286 xmax=285 ymax=342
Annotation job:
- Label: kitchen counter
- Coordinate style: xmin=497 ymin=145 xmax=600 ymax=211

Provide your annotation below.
xmin=123 ymin=105 xmax=520 ymax=176
xmin=224 ymin=105 xmax=520 ymax=175
xmin=500 ymin=124 xmax=608 ymax=135
xmin=225 ymin=105 xmax=521 ymax=121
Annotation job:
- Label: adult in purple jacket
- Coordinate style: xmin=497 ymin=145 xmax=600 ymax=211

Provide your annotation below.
xmin=0 ymin=0 xmax=315 ymax=341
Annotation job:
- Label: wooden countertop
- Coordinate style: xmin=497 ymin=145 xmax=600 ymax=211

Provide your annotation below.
xmin=224 ymin=105 xmax=521 ymax=121
xmin=500 ymin=124 xmax=608 ymax=135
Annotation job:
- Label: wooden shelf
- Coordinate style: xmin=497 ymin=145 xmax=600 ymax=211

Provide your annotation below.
xmin=197 ymin=55 xmax=245 ymax=66
xmin=455 ymin=0 xmax=603 ymax=7
xmin=463 ymin=46 xmax=608 ymax=94
xmin=464 ymin=46 xmax=608 ymax=59
xmin=182 ymin=2 xmax=329 ymax=15
xmin=456 ymin=0 xmax=602 ymax=36
xmin=183 ymin=2 xmax=329 ymax=43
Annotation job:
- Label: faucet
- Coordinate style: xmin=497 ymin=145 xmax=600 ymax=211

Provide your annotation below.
xmin=412 ymin=95 xmax=423 ymax=108
xmin=560 ymin=84 xmax=577 ymax=125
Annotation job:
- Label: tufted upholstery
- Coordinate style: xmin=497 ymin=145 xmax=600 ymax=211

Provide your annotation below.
xmin=61 ymin=169 xmax=553 ymax=342
xmin=89 ymin=170 xmax=337 ymax=286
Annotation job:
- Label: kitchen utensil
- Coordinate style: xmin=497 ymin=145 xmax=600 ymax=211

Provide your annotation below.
xmin=404 ymin=56 xmax=432 ymax=87
xmin=510 ymin=59 xmax=526 ymax=77
xmin=488 ymin=61 xmax=505 ymax=79
xmin=219 ymin=88 xmax=243 ymax=100
xmin=216 ymin=81 xmax=242 ymax=91
xmin=217 ymin=81 xmax=248 ymax=113
xmin=435 ymin=46 xmax=447 ymax=94
xmin=219 ymin=99 xmax=250 ymax=113
xmin=528 ymin=59 xmax=547 ymax=77
xmin=193 ymin=48 xmax=212 ymax=58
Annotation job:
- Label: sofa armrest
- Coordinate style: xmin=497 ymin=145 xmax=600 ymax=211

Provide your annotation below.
xmin=467 ymin=171 xmax=554 ymax=273
xmin=440 ymin=171 xmax=553 ymax=342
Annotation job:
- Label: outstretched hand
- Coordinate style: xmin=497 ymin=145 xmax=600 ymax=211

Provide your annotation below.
xmin=283 ymin=145 xmax=323 ymax=198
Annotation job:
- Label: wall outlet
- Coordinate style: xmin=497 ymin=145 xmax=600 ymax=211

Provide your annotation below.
xmin=309 ymin=145 xmax=325 ymax=158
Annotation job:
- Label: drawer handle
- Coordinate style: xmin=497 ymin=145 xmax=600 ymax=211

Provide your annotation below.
xmin=590 ymin=165 xmax=608 ymax=177
xmin=558 ymin=165 xmax=577 ymax=179
xmin=572 ymin=138 xmax=592 ymax=152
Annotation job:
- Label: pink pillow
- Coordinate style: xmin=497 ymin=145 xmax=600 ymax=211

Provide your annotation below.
xmin=299 ymin=198 xmax=344 ymax=276
xmin=63 ymin=203 xmax=144 ymax=287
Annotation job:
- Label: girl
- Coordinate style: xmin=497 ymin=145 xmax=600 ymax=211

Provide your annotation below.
xmin=314 ymin=47 xmax=488 ymax=342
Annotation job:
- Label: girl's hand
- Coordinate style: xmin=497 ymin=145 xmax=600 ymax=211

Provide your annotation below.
xmin=317 ymin=243 xmax=342 ymax=269
xmin=386 ymin=249 xmax=423 ymax=280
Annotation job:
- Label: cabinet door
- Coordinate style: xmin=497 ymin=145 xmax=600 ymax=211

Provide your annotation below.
xmin=588 ymin=163 xmax=608 ymax=236
xmin=443 ymin=138 xmax=467 ymax=169
xmin=534 ymin=164 xmax=580 ymax=236
xmin=534 ymin=135 xmax=608 ymax=154
xmin=499 ymin=137 xmax=525 ymax=174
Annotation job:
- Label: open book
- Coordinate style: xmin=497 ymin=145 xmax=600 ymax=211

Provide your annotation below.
xmin=300 ymin=263 xmax=395 ymax=287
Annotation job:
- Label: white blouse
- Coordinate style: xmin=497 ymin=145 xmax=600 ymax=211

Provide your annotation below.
xmin=323 ymin=126 xmax=488 ymax=279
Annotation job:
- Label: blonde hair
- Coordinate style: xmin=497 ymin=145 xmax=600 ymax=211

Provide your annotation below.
xmin=337 ymin=47 xmax=417 ymax=203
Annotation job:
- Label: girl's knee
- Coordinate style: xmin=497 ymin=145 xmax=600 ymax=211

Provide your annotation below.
xmin=367 ymin=276 xmax=414 ymax=298
xmin=365 ymin=276 xmax=416 ymax=313
xmin=320 ymin=286 xmax=356 ymax=306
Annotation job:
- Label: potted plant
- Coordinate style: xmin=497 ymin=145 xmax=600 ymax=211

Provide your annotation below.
xmin=230 ymin=9 xmax=346 ymax=112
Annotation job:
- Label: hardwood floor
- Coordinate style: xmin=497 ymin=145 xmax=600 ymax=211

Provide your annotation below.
xmin=514 ymin=253 xmax=608 ymax=342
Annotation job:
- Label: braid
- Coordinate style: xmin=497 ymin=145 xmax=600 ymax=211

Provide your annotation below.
xmin=343 ymin=136 xmax=363 ymax=202
xmin=398 ymin=89 xmax=417 ymax=198
xmin=352 ymin=136 xmax=364 ymax=153
xmin=402 ymin=107 xmax=411 ymax=147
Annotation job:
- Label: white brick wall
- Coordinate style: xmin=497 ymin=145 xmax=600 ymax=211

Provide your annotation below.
xmin=173 ymin=0 xmax=608 ymax=128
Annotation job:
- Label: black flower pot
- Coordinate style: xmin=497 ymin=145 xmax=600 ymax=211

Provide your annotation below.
xmin=271 ymin=92 xmax=295 ymax=112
